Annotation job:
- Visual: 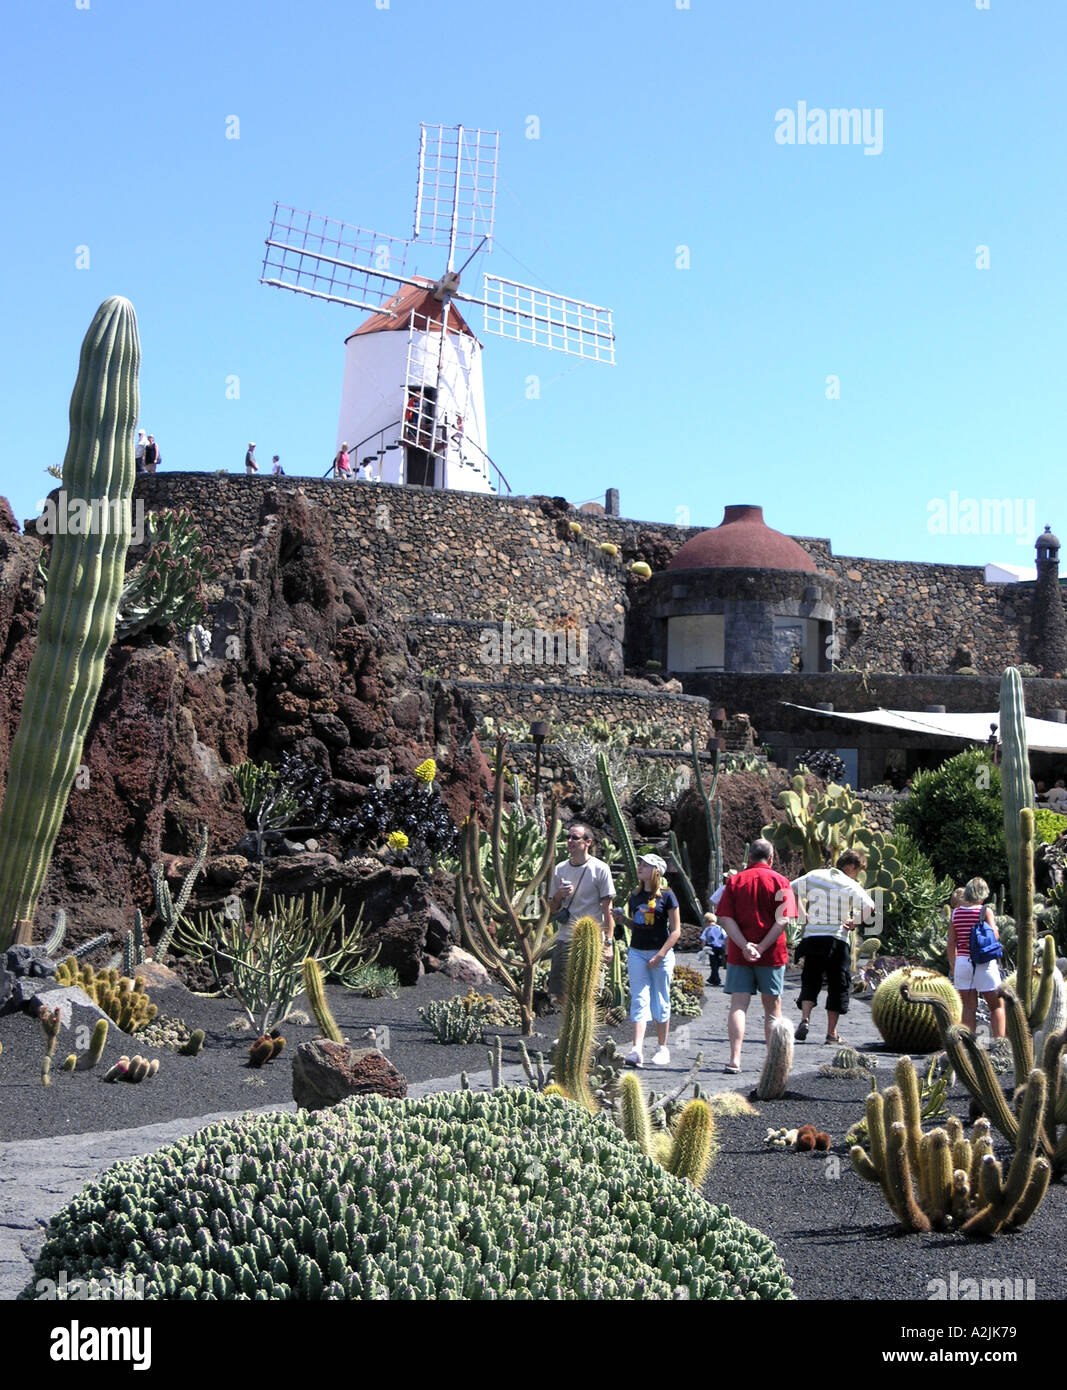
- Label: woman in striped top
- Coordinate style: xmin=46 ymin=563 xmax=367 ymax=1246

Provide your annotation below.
xmin=946 ymin=876 xmax=1005 ymax=1039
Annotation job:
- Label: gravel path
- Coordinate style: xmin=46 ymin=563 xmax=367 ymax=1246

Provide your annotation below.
xmin=4 ymin=962 xmax=1061 ymax=1302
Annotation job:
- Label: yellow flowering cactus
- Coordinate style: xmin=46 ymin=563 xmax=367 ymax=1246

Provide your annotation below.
xmin=414 ymin=758 xmax=437 ymax=784
xmin=386 ymin=831 xmax=409 ymax=851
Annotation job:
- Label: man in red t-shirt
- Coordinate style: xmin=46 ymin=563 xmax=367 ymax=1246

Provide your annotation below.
xmin=714 ymin=839 xmax=797 ymax=1073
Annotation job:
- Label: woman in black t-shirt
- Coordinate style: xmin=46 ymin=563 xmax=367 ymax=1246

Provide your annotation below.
xmin=612 ymin=852 xmax=681 ymax=1068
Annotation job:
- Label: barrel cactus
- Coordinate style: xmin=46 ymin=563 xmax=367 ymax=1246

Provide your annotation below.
xmin=871 ymin=967 xmax=961 ymax=1053
xmin=0 ymin=297 xmax=140 ymax=949
xmin=21 ymin=1089 xmax=793 ymax=1301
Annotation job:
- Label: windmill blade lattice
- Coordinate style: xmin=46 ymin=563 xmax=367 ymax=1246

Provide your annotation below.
xmin=402 ymin=310 xmax=474 ymax=460
xmin=413 ymin=124 xmax=499 ymax=257
xmin=481 ymin=274 xmax=616 ymax=364
xmin=261 ymin=204 xmax=413 ymax=313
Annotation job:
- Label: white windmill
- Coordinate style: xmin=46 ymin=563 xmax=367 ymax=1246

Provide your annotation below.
xmin=261 ymin=123 xmax=615 ymax=494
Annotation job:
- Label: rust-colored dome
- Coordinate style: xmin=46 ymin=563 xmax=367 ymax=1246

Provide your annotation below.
xmin=668 ymin=505 xmax=817 ymax=573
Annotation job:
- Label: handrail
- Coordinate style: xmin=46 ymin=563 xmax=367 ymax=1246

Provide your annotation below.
xmin=319 ymin=419 xmax=512 ymax=493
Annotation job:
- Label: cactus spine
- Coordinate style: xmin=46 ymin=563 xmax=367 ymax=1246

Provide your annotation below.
xmin=302 ymin=957 xmax=343 ymax=1043
xmin=755 ymin=1017 xmax=794 ymax=1100
xmin=0 ymin=298 xmax=140 ymax=948
xmin=667 ymin=1100 xmax=716 ymax=1187
xmin=552 ymin=915 xmax=601 ymax=1112
xmin=1000 ymin=668 xmax=1034 ymax=920
xmin=619 ymin=1071 xmax=653 ymax=1155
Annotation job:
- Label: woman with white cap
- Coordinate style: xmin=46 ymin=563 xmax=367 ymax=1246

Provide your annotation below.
xmin=613 ymin=853 xmax=681 ymax=1067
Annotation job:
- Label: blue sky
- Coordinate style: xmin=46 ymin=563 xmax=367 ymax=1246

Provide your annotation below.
xmin=2 ymin=0 xmax=1064 ymax=567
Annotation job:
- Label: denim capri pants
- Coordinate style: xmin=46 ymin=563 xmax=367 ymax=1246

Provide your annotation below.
xmin=628 ymin=947 xmax=675 ymax=1023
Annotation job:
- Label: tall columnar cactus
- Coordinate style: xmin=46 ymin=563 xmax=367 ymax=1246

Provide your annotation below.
xmin=151 ymin=825 xmax=209 ymax=961
xmin=0 ymin=298 xmax=140 ymax=949
xmin=596 ymin=749 xmax=638 ymax=899
xmin=689 ymin=729 xmax=722 ymax=900
xmin=552 ymin=915 xmax=601 ymax=1112
xmin=1010 ymin=808 xmax=1054 ymax=1028
xmin=1000 ymin=668 xmax=1034 ymax=918
xmin=667 ymin=1100 xmax=716 ymax=1187
xmin=455 ymin=738 xmax=560 ymax=1035
xmin=619 ymin=1071 xmax=654 ymax=1155
xmin=755 ymin=1018 xmax=794 ymax=1100
xmin=302 ymin=958 xmax=344 ymax=1044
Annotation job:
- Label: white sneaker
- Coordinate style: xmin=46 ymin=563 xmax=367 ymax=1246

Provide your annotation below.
xmin=651 ymin=1046 xmax=671 ymax=1067
xmin=625 ymin=1048 xmax=644 ymax=1067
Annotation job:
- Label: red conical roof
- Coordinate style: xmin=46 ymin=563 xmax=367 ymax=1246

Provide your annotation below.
xmin=668 ymin=505 xmax=817 ymax=573
xmin=345 ymin=277 xmax=479 ymax=343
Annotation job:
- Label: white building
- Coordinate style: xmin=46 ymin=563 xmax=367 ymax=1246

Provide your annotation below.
xmin=336 ymin=279 xmax=496 ymax=493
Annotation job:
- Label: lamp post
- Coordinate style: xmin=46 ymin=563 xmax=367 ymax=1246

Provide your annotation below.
xmin=530 ymin=721 xmax=550 ymax=797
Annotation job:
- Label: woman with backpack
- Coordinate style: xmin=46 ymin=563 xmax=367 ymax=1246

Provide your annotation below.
xmin=947 ymin=877 xmax=1005 ymax=1039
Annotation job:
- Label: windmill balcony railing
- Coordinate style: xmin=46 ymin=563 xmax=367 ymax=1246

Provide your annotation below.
xmin=322 ymin=421 xmax=512 ymax=495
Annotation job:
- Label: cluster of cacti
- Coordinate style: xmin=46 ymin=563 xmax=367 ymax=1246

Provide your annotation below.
xmin=819 ymin=1045 xmax=878 ymax=1079
xmin=55 ymin=958 xmax=158 ymax=1034
xmin=455 ymin=739 xmax=560 ymax=1035
xmin=765 ymin=1125 xmax=831 ymax=1152
xmin=850 ymin=1057 xmax=1050 ymax=1237
xmin=672 ymin=964 xmax=706 ymax=998
xmin=669 ymin=978 xmax=703 ymax=1019
xmin=23 ymin=1089 xmax=793 ymax=1301
xmin=61 ymin=1018 xmax=109 ymax=1074
xmin=755 ymin=1018 xmax=795 ymax=1100
xmin=0 ymin=298 xmax=140 ymax=951
xmin=1000 ymin=668 xmax=1035 ymax=919
xmin=903 ymin=980 xmax=1067 ymax=1176
xmin=104 ymin=1054 xmax=161 ymax=1083
xmin=870 ymin=966 xmax=961 ymax=1052
xmin=114 ymin=507 xmax=219 ymax=637
xmin=619 ymin=1072 xmax=718 ymax=1186
xmin=150 ymin=825 xmax=209 ymax=961
xmin=419 ymin=995 xmax=488 ymax=1045
xmin=248 ymin=1030 xmax=286 ymax=1067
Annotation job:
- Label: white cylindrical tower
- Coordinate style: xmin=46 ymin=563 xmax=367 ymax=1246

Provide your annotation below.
xmin=337 ymin=279 xmax=494 ymax=492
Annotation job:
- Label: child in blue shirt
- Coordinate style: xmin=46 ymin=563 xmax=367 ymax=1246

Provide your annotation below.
xmin=699 ymin=911 xmax=726 ymax=986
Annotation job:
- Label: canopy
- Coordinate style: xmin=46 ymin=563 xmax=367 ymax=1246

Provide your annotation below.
xmin=783 ymin=704 xmax=1067 ymax=754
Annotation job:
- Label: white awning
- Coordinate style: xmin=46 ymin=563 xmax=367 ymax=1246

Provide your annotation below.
xmin=783 ymin=704 xmax=1067 ymax=754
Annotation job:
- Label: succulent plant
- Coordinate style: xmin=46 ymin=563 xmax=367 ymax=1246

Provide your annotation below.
xmin=55 ymin=958 xmax=158 ymax=1034
xmin=870 ymin=966 xmax=961 ymax=1053
xmin=755 ymin=1018 xmax=794 ymax=1100
xmin=22 ymin=1089 xmax=792 ymax=1301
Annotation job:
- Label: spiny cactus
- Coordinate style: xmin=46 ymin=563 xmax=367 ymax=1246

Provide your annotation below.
xmin=301 ymin=957 xmax=344 ymax=1044
xmin=755 ymin=1018 xmax=795 ymax=1100
xmin=871 ymin=966 xmax=961 ymax=1053
xmin=1000 ymin=668 xmax=1035 ymax=920
xmin=850 ymin=1058 xmax=1050 ymax=1237
xmin=619 ymin=1071 xmax=654 ymax=1155
xmin=1008 ymin=809 xmax=1054 ymax=1029
xmin=178 ymin=1028 xmax=205 ymax=1057
xmin=55 ymin=958 xmax=157 ymax=1034
xmin=552 ymin=915 xmax=601 ymax=1112
xmin=39 ymin=1005 xmax=62 ymax=1087
xmin=667 ymin=1100 xmax=717 ymax=1186
xmin=43 ymin=909 xmax=67 ymax=959
xmin=104 ymin=1054 xmax=160 ymax=1083
xmin=151 ymin=825 xmax=209 ymax=961
xmin=0 ymin=298 xmax=140 ymax=950
xmin=123 ymin=910 xmax=146 ymax=976
xmin=455 ymin=738 xmax=560 ymax=1035
xmin=22 ymin=1089 xmax=792 ymax=1302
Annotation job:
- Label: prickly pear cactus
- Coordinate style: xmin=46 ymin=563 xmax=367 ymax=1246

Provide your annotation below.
xmin=871 ymin=966 xmax=962 ymax=1053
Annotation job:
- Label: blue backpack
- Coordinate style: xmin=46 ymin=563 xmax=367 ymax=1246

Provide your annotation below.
xmin=969 ymin=917 xmax=1003 ymax=965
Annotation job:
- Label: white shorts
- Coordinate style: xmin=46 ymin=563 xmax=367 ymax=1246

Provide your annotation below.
xmin=953 ymin=958 xmax=1001 ymax=993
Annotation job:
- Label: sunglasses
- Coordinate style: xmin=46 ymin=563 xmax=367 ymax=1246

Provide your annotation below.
xmin=566 ymin=833 xmax=589 ymax=841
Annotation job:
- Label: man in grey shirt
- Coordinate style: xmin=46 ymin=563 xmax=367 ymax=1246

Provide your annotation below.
xmin=546 ymin=822 xmax=615 ymax=1003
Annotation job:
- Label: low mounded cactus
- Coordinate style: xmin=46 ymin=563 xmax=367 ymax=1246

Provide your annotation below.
xmin=22 ymin=1089 xmax=790 ymax=1301
xmin=870 ymin=966 xmax=961 ymax=1053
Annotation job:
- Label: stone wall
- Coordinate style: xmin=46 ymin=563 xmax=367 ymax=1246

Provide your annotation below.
xmin=407 ymin=617 xmax=621 ymax=686
xmin=132 ymin=474 xmax=1051 ymax=680
xmin=452 ymin=679 xmax=710 ymax=744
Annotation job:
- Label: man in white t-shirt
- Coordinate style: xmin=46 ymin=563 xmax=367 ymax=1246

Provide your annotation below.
xmin=791 ymin=848 xmax=877 ymax=1044
xmin=545 ymin=822 xmax=615 ymax=1004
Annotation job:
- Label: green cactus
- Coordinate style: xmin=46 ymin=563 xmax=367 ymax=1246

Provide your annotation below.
xmin=302 ymin=957 xmax=343 ymax=1044
xmin=248 ymin=1035 xmax=276 ymax=1067
xmin=0 ymin=298 xmax=140 ymax=949
xmin=755 ymin=1018 xmax=794 ymax=1100
xmin=552 ymin=915 xmax=601 ymax=1112
xmin=596 ymin=749 xmax=639 ymax=898
xmin=22 ymin=1089 xmax=794 ymax=1301
xmin=123 ymin=909 xmax=146 ymax=976
xmin=455 ymin=738 xmax=560 ymax=1035
xmin=178 ymin=1028 xmax=205 ymax=1057
xmin=1000 ymin=668 xmax=1034 ymax=919
xmin=151 ymin=825 xmax=208 ymax=961
xmin=667 ymin=1099 xmax=716 ymax=1187
xmin=870 ymin=966 xmax=961 ymax=1052
xmin=689 ymin=729 xmax=722 ymax=899
xmin=39 ymin=1005 xmax=62 ymax=1088
xmin=78 ymin=1018 xmax=109 ymax=1071
xmin=619 ymin=1071 xmax=654 ymax=1155
xmin=43 ymin=909 xmax=67 ymax=959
